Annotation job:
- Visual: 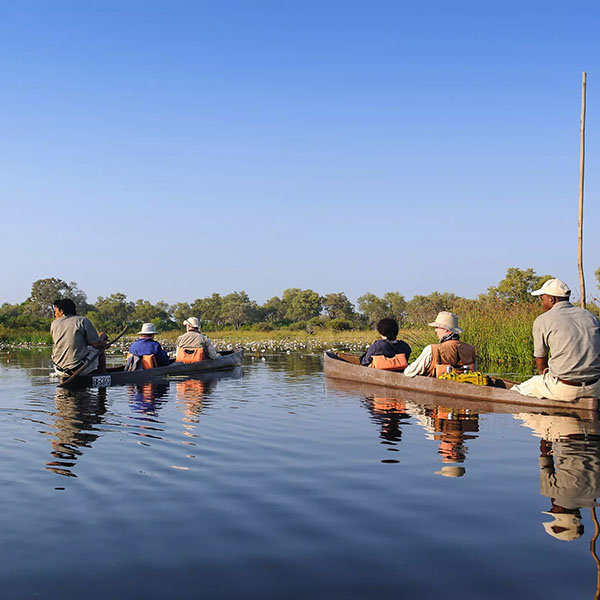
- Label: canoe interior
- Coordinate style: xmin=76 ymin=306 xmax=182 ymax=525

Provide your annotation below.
xmin=323 ymin=351 xmax=599 ymax=412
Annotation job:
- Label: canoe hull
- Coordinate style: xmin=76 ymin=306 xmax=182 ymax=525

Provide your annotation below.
xmin=323 ymin=351 xmax=598 ymax=411
xmin=61 ymin=350 xmax=244 ymax=388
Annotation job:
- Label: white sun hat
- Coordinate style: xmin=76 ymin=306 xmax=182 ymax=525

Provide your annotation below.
xmin=531 ymin=278 xmax=571 ymax=297
xmin=428 ymin=311 xmax=463 ymax=334
xmin=138 ymin=323 xmax=158 ymax=335
xmin=541 ymin=512 xmax=583 ymax=541
xmin=183 ymin=317 xmax=201 ymax=329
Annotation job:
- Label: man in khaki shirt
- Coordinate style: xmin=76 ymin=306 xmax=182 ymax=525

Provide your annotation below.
xmin=176 ymin=317 xmax=219 ymax=359
xmin=51 ymin=298 xmax=108 ymax=375
xmin=513 ymin=278 xmax=600 ymax=401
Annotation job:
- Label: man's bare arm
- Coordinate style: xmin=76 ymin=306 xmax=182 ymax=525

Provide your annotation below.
xmin=535 ymin=356 xmax=548 ymax=374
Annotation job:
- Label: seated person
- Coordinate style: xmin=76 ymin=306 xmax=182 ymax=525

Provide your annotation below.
xmin=176 ymin=317 xmax=220 ymax=362
xmin=404 ymin=311 xmax=475 ymax=378
xmin=126 ymin=323 xmax=170 ymax=370
xmin=361 ymin=317 xmax=411 ymax=370
xmin=51 ymin=298 xmax=108 ymax=376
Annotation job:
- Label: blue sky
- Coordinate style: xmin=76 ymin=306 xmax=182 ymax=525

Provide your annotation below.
xmin=1 ymin=0 xmax=599 ymax=305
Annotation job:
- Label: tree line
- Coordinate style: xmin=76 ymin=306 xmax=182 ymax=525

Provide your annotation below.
xmin=1 ymin=268 xmax=598 ymax=334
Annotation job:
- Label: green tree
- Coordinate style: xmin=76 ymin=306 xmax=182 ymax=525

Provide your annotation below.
xmin=192 ymin=293 xmax=223 ymax=326
xmin=595 ymin=267 xmax=600 ymax=288
xmin=323 ymin=292 xmax=355 ymax=320
xmin=171 ymin=302 xmax=192 ymax=325
xmin=93 ymin=293 xmax=134 ymax=331
xmin=405 ymin=292 xmax=460 ymax=325
xmin=484 ymin=267 xmax=552 ymax=304
xmin=357 ymin=293 xmax=389 ymax=326
xmin=283 ymin=289 xmax=323 ymax=322
xmin=383 ymin=292 xmax=407 ymax=325
xmin=261 ymin=296 xmax=286 ymax=322
xmin=220 ymin=291 xmax=256 ymax=329
xmin=28 ymin=278 xmax=89 ymax=317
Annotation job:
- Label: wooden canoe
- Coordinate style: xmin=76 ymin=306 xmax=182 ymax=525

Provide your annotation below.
xmin=323 ymin=351 xmax=599 ymax=411
xmin=59 ymin=350 xmax=244 ymax=388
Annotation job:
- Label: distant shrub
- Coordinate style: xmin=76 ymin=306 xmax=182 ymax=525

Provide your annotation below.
xmin=329 ymin=318 xmax=352 ymax=331
xmin=251 ymin=322 xmax=275 ymax=331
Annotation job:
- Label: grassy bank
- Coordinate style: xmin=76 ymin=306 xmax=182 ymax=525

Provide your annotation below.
xmin=0 ymin=306 xmax=537 ymax=372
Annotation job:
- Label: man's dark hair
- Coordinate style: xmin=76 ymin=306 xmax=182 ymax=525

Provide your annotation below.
xmin=53 ymin=298 xmax=77 ymax=316
xmin=377 ymin=317 xmax=399 ymax=340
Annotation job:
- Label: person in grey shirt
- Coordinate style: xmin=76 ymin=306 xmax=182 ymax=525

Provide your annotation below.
xmin=513 ymin=278 xmax=600 ymax=401
xmin=176 ymin=317 xmax=219 ymax=360
xmin=51 ymin=298 xmax=108 ymax=375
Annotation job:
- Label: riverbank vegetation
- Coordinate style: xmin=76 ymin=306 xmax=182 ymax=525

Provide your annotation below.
xmin=2 ymin=268 xmax=599 ymax=370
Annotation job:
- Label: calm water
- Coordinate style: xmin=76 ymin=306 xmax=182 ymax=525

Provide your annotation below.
xmin=2 ymin=349 xmax=600 ymax=599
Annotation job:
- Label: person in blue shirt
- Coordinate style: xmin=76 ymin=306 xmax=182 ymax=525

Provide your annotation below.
xmin=128 ymin=323 xmax=170 ymax=367
xmin=361 ymin=318 xmax=411 ymax=367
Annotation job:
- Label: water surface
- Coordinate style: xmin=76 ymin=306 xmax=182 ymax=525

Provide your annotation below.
xmin=1 ymin=349 xmax=599 ymax=599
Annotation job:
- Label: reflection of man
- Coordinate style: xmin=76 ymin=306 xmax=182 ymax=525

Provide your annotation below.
xmin=516 ymin=412 xmax=600 ymax=541
xmin=413 ymin=405 xmax=479 ymax=477
xmin=513 ymin=278 xmax=600 ymax=401
xmin=128 ymin=382 xmax=170 ymax=415
xmin=47 ymin=387 xmax=107 ymax=477
xmin=51 ymin=298 xmax=108 ymax=376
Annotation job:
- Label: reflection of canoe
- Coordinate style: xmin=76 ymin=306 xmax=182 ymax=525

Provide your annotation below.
xmin=323 ymin=351 xmax=598 ymax=412
xmin=60 ymin=350 xmax=243 ymax=388
xmin=326 ymin=376 xmax=599 ymax=421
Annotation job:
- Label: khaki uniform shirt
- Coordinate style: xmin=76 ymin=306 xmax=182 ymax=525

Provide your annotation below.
xmin=533 ymin=301 xmax=600 ymax=381
xmin=51 ymin=315 xmax=100 ymax=370
xmin=176 ymin=331 xmax=219 ymax=359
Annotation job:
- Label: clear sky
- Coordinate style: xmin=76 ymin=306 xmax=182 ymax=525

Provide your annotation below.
xmin=1 ymin=0 xmax=599 ymax=305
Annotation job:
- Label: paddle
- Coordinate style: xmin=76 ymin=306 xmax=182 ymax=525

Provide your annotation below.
xmin=57 ymin=325 xmax=129 ymax=387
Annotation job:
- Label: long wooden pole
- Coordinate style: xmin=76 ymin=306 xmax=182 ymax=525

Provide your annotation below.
xmin=578 ymin=71 xmax=587 ymax=309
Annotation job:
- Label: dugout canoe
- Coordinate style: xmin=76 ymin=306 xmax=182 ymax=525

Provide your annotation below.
xmin=323 ymin=351 xmax=599 ymax=411
xmin=59 ymin=350 xmax=244 ymax=388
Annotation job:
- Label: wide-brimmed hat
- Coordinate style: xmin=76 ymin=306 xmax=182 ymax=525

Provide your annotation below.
xmin=183 ymin=317 xmax=201 ymax=329
xmin=541 ymin=512 xmax=583 ymax=541
xmin=428 ymin=311 xmax=463 ymax=334
xmin=138 ymin=323 xmax=158 ymax=335
xmin=531 ymin=278 xmax=571 ymax=298
xmin=434 ymin=466 xmax=466 ymax=478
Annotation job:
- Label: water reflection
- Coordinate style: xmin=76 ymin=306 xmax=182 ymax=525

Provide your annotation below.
xmin=47 ymin=387 xmax=108 ymax=477
xmin=127 ymin=381 xmax=170 ymax=415
xmin=412 ymin=405 xmax=479 ymax=477
xmin=176 ymin=376 xmax=217 ymax=424
xmin=363 ymin=396 xmax=411 ymax=443
xmin=515 ymin=413 xmax=600 ymax=542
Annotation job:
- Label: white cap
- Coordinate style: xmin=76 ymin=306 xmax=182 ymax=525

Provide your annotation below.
xmin=138 ymin=323 xmax=158 ymax=335
xmin=541 ymin=512 xmax=583 ymax=541
xmin=531 ymin=278 xmax=571 ymax=297
xmin=428 ymin=311 xmax=463 ymax=335
xmin=183 ymin=317 xmax=201 ymax=329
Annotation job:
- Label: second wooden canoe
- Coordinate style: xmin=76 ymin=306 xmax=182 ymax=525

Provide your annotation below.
xmin=323 ymin=351 xmax=598 ymax=411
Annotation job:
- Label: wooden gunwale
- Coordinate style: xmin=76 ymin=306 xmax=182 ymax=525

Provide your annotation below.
xmin=323 ymin=351 xmax=598 ymax=411
xmin=60 ymin=350 xmax=244 ymax=388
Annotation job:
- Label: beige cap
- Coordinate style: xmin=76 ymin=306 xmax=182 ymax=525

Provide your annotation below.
xmin=434 ymin=466 xmax=466 ymax=478
xmin=541 ymin=512 xmax=583 ymax=541
xmin=531 ymin=278 xmax=571 ymax=297
xmin=138 ymin=323 xmax=158 ymax=335
xmin=183 ymin=317 xmax=201 ymax=329
xmin=428 ymin=311 xmax=463 ymax=334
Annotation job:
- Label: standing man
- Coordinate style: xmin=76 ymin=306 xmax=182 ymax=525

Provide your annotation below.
xmin=51 ymin=298 xmax=108 ymax=376
xmin=176 ymin=317 xmax=220 ymax=361
xmin=513 ymin=278 xmax=600 ymax=401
